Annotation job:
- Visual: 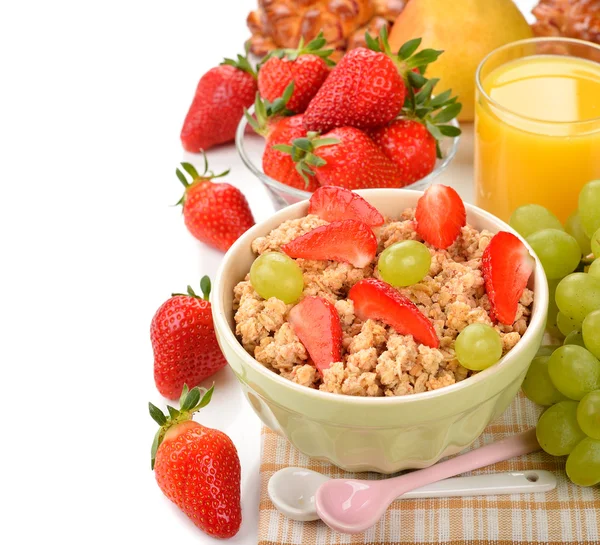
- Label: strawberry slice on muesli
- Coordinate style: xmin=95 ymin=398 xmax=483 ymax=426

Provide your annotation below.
xmin=308 ymin=186 xmax=385 ymax=227
xmin=281 ymin=218 xmax=377 ymax=268
xmin=349 ymin=278 xmax=440 ymax=348
xmin=482 ymin=231 xmax=535 ymax=325
xmin=289 ymin=296 xmax=343 ymax=373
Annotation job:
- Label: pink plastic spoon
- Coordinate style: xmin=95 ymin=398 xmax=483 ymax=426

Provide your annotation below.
xmin=315 ymin=429 xmax=540 ymax=534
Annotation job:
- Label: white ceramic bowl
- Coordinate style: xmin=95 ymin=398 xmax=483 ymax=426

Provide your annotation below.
xmin=212 ymin=189 xmax=548 ymax=473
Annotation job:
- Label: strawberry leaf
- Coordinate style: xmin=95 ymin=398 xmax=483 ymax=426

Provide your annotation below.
xmin=200 ymin=275 xmax=211 ymax=300
xmin=426 ymin=119 xmax=444 ymax=141
xmin=167 ymin=405 xmax=179 ymax=419
xmin=432 ymin=102 xmax=462 ymax=124
xmin=430 ymin=89 xmax=452 ymax=108
xmin=272 ymin=144 xmax=294 ymax=154
xmin=195 ymin=384 xmax=215 ymax=410
xmin=406 ymin=48 xmax=444 ymax=69
xmin=179 ymin=384 xmax=189 ymax=407
xmin=364 ymin=31 xmax=382 ymax=52
xmin=150 ymin=429 xmax=161 ymax=470
xmin=407 ymin=70 xmax=426 ymax=89
xmin=438 ymin=124 xmax=461 ymax=137
xmin=181 ymin=387 xmax=201 ymax=411
xmin=176 ymin=168 xmax=189 ymax=188
xmin=221 ymin=52 xmax=257 ymax=79
xmin=181 ymin=162 xmax=200 ymax=180
xmin=149 ymin=403 xmax=167 ymax=426
xmin=398 ymin=38 xmax=421 ymax=60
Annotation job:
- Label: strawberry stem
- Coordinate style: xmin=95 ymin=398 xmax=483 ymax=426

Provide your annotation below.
xmin=244 ymin=82 xmax=295 ymax=137
xmin=149 ymin=384 xmax=215 ymax=469
xmin=367 ymin=28 xmax=443 ymax=83
xmin=175 ymin=156 xmax=230 ymax=205
xmin=221 ymin=45 xmax=257 ymax=79
xmin=260 ymin=31 xmax=336 ymax=67
xmin=272 ymin=132 xmax=339 ymax=184
xmin=171 ymin=277 xmax=212 ymax=300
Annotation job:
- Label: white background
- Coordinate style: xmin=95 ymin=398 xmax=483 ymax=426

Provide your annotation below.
xmin=0 ymin=1 xmax=536 ymax=543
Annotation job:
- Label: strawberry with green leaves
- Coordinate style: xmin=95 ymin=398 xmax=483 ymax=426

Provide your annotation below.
xmin=303 ymin=29 xmax=443 ymax=133
xmin=246 ymin=87 xmax=319 ymax=191
xmin=181 ymin=52 xmax=257 ymax=152
xmin=149 ymin=385 xmax=242 ymax=539
xmin=176 ymin=156 xmax=255 ymax=251
xmin=275 ymin=126 xmax=403 ymax=190
xmin=258 ymin=32 xmax=334 ymax=114
xmin=151 ymin=277 xmax=227 ymax=400
xmin=371 ymin=78 xmax=462 ymax=184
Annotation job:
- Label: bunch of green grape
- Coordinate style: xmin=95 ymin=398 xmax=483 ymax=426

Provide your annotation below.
xmin=513 ymin=180 xmax=600 ymax=487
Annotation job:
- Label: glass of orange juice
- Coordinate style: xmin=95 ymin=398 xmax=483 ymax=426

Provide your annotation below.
xmin=474 ymin=37 xmax=600 ymax=223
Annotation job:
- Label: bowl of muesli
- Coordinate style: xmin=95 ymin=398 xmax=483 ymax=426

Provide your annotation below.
xmin=212 ymin=186 xmax=548 ymax=473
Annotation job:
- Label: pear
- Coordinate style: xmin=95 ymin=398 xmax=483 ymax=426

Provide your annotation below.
xmin=389 ymin=0 xmax=532 ymax=121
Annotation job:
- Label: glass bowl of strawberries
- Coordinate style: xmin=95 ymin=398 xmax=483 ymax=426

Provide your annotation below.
xmin=236 ymin=112 xmax=460 ymax=209
xmin=236 ymin=31 xmax=462 ymax=209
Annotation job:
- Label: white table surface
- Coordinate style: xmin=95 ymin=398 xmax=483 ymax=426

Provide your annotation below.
xmin=0 ymin=1 xmax=537 ymax=543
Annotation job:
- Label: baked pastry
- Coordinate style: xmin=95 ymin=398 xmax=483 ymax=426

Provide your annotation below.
xmin=247 ymin=0 xmax=407 ymax=59
xmin=532 ymin=0 xmax=600 ymax=44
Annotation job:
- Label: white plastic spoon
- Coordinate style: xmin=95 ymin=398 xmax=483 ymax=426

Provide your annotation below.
xmin=269 ymin=467 xmax=556 ymax=522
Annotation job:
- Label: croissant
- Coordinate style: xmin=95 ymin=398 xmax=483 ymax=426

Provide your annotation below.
xmin=247 ymin=0 xmax=408 ymax=59
xmin=532 ymin=0 xmax=600 ymax=44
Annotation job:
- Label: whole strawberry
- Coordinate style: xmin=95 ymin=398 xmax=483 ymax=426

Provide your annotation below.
xmin=275 ymin=126 xmax=403 ymax=190
xmin=371 ymin=79 xmax=462 ymax=184
xmin=303 ymin=30 xmax=442 ymax=133
xmin=371 ymin=119 xmax=436 ymax=184
xmin=151 ymin=277 xmax=226 ymax=400
xmin=246 ymin=89 xmax=319 ymax=191
xmin=181 ymin=52 xmax=257 ymax=152
xmin=258 ymin=32 xmax=333 ymax=114
xmin=149 ymin=386 xmax=242 ymax=539
xmin=176 ymin=157 xmax=255 ymax=251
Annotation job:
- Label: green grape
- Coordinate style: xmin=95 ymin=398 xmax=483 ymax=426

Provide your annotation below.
xmin=509 ymin=204 xmax=563 ymax=238
xmin=522 ymin=356 xmax=568 ymax=406
xmin=592 ymin=227 xmax=600 ymax=258
xmin=556 ymin=273 xmax=600 ymax=323
xmin=565 ymin=212 xmax=592 ymax=256
xmin=589 ymin=259 xmax=600 ymax=279
xmin=566 ymin=437 xmax=600 ymax=486
xmin=578 ymin=180 xmax=600 ymax=237
xmin=582 ymin=310 xmax=600 ymax=359
xmin=536 ymin=401 xmax=586 ymax=456
xmin=545 ymin=278 xmax=561 ymax=338
xmin=577 ymin=390 xmax=600 ymax=439
xmin=564 ymin=331 xmax=586 ymax=348
xmin=557 ymin=312 xmax=581 ymax=337
xmin=548 ymin=345 xmax=600 ymax=400
xmin=250 ymin=252 xmax=304 ymax=304
xmin=377 ymin=240 xmax=431 ymax=287
xmin=455 ymin=323 xmax=502 ymax=371
xmin=527 ymin=229 xmax=581 ymax=279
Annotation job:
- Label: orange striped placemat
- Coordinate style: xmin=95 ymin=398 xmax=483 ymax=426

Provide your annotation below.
xmin=258 ymin=393 xmax=600 ymax=545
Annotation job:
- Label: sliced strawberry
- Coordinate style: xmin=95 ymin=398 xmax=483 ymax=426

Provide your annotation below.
xmin=281 ymin=219 xmax=377 ymax=268
xmin=482 ymin=231 xmax=535 ymax=325
xmin=308 ymin=187 xmax=384 ymax=227
xmin=349 ymin=278 xmax=439 ymax=348
xmin=415 ymin=185 xmax=466 ymax=249
xmin=288 ymin=297 xmax=342 ymax=372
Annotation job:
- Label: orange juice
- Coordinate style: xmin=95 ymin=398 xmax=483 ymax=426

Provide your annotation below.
xmin=475 ymin=45 xmax=600 ymax=223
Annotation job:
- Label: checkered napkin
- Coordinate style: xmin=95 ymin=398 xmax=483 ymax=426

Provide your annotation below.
xmin=258 ymin=393 xmax=600 ymax=545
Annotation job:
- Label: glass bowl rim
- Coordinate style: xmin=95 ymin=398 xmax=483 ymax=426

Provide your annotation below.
xmin=235 ymin=108 xmax=461 ymax=200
